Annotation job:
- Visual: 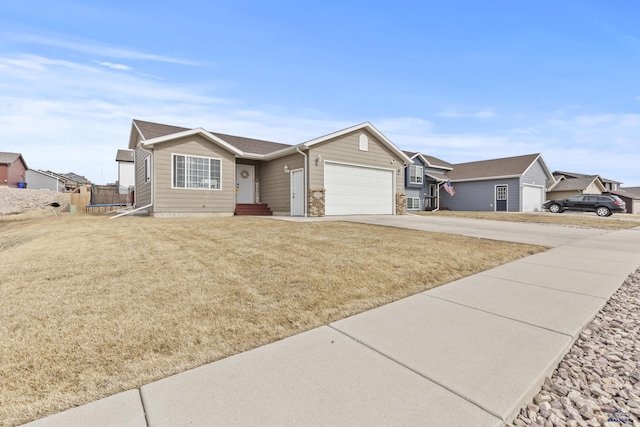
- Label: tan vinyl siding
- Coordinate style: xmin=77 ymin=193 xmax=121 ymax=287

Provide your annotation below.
xmin=152 ymin=135 xmax=236 ymax=214
xmin=134 ymin=146 xmax=152 ymax=208
xmin=308 ymin=129 xmax=404 ymax=193
xmin=260 ymin=153 xmax=304 ymax=215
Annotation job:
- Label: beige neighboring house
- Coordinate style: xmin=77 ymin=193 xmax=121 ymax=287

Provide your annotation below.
xmin=546 ymin=174 xmax=606 ymax=200
xmin=615 ymin=187 xmax=640 ymax=215
xmin=126 ymin=119 xmax=412 ymax=218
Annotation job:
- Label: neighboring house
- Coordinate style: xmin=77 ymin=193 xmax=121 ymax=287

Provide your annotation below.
xmin=127 ymin=119 xmax=412 ymax=218
xmin=115 ymin=149 xmax=135 ymax=194
xmin=440 ymin=153 xmax=554 ymax=212
xmin=0 ymin=152 xmax=27 ymax=187
xmin=42 ymin=171 xmax=90 ymax=191
xmin=25 ymin=169 xmax=65 ymax=191
xmin=546 ymin=175 xmax=606 ymax=200
xmin=403 ymin=152 xmax=453 ymax=211
xmin=614 ymin=187 xmax=640 ymax=215
xmin=553 ymin=171 xmax=622 ymax=192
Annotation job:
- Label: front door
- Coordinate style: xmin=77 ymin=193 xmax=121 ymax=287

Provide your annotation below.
xmin=495 ymin=185 xmax=508 ymax=211
xmin=291 ymin=169 xmax=305 ymax=216
xmin=236 ymin=165 xmax=255 ymax=203
xmin=427 ymin=184 xmax=437 ymax=209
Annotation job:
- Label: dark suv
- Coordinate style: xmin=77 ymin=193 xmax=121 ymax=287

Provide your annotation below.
xmin=543 ymin=194 xmax=626 ymax=217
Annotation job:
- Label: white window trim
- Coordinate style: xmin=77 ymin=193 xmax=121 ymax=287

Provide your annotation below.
xmin=409 ymin=165 xmax=423 ymax=184
xmin=407 ymin=197 xmax=420 ymax=210
xmin=171 ymin=153 xmax=222 ymax=190
xmin=496 ymin=185 xmax=508 ymax=200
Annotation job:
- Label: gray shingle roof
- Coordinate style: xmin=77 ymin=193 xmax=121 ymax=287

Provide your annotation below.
xmin=134 ymin=120 xmax=190 ymax=140
xmin=446 ymin=153 xmax=541 ymax=181
xmin=0 ymin=152 xmax=22 ymax=165
xmin=549 ymin=176 xmax=600 ymax=192
xmin=132 ymin=119 xmax=291 ymax=155
xmin=553 ymin=170 xmax=622 ymax=185
xmin=402 ymin=151 xmax=453 ymax=169
xmin=423 ymin=155 xmax=453 ymax=169
xmin=211 ymin=132 xmax=291 ymax=155
xmin=115 ymin=149 xmax=134 ymax=162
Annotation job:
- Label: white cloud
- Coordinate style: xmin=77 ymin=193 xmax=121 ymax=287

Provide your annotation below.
xmin=438 ymin=109 xmax=497 ymax=119
xmin=95 ymin=61 xmax=132 ymax=71
xmin=13 ymin=33 xmax=202 ymax=66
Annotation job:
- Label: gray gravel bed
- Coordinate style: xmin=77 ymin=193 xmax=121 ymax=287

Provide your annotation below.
xmin=508 ymin=267 xmax=640 ymax=427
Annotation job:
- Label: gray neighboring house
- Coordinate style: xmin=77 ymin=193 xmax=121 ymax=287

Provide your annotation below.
xmin=25 ymin=169 xmax=65 ymax=191
xmin=403 ymin=152 xmax=452 ymax=211
xmin=440 ymin=153 xmax=554 ymax=212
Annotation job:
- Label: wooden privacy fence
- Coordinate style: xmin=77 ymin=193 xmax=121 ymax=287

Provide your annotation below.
xmin=69 ymin=185 xmax=132 ymax=213
xmin=69 ymin=185 xmax=91 ymax=212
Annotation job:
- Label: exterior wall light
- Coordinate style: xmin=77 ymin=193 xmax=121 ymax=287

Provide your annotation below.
xmin=284 ymin=165 xmax=290 ymax=174
xmin=315 ymin=155 xmax=322 ymax=166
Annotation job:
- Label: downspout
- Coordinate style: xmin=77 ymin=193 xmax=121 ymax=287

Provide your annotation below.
xmin=432 ymin=179 xmax=445 ymax=212
xmin=296 ymin=146 xmax=308 ymax=217
xmin=111 ymin=143 xmax=153 ymax=219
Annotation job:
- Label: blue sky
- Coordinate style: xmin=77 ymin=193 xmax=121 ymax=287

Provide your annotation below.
xmin=1 ymin=0 xmax=639 ymax=186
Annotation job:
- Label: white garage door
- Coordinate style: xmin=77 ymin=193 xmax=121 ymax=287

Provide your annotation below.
xmin=324 ymin=163 xmax=394 ymax=215
xmin=522 ymin=185 xmax=544 ymax=212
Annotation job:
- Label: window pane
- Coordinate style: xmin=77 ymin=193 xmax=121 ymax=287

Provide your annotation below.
xmin=410 ymin=166 xmax=423 ymax=184
xmin=209 ymin=159 xmax=221 ymax=189
xmin=174 ymin=155 xmax=185 ymax=187
xmin=187 ymin=156 xmax=208 ymax=188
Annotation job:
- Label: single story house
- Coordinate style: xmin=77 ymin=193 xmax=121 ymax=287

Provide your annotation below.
xmin=115 ymin=149 xmax=135 ymax=194
xmin=40 ymin=171 xmax=88 ymax=192
xmin=25 ymin=169 xmax=65 ymax=191
xmin=127 ymin=119 xmax=412 ymax=218
xmin=403 ymin=152 xmax=452 ymax=211
xmin=0 ymin=152 xmax=27 ymax=187
xmin=439 ymin=153 xmax=554 ymax=212
xmin=553 ymin=171 xmax=622 ymax=193
xmin=546 ymin=175 xmax=606 ymax=200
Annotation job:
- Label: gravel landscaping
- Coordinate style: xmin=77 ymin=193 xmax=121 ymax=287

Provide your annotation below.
xmin=509 ymin=267 xmax=640 ymax=427
xmin=0 ymin=187 xmax=69 ymax=216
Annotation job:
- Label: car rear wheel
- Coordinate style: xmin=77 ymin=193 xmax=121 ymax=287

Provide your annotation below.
xmin=596 ymin=206 xmax=611 ymax=217
xmin=548 ymin=203 xmax=561 ymax=213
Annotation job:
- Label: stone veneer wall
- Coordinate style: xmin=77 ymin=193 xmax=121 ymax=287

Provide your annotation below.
xmin=309 ymin=188 xmax=325 ymax=217
xmin=396 ymin=193 xmax=406 ymax=215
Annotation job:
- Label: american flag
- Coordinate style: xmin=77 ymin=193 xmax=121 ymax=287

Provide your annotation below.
xmin=444 ymin=180 xmax=456 ymax=196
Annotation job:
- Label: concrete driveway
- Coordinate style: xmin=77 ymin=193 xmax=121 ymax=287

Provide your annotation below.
xmin=305 ymin=214 xmax=613 ymax=247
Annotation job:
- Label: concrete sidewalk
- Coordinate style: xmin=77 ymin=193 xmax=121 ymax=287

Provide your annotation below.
xmin=22 ymin=221 xmax=640 ymax=427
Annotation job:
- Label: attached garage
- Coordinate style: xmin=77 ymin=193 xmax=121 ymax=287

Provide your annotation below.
xmin=324 ymin=162 xmax=394 ymax=215
xmin=522 ymin=184 xmax=544 ymax=212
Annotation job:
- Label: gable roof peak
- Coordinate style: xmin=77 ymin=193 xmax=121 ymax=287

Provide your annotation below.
xmin=446 ymin=153 xmax=545 ymax=181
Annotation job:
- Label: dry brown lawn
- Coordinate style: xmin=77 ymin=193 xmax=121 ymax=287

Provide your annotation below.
xmin=1 ymin=214 xmax=547 ymax=426
xmin=419 ymin=210 xmax=640 ymax=230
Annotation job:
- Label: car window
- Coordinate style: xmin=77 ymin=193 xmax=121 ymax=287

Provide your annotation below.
xmin=568 ymin=195 xmax=584 ymax=201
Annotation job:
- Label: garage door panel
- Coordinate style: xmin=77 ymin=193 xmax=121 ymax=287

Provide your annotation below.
xmin=522 ymin=185 xmax=543 ymax=212
xmin=325 ymin=163 xmax=394 ymax=215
